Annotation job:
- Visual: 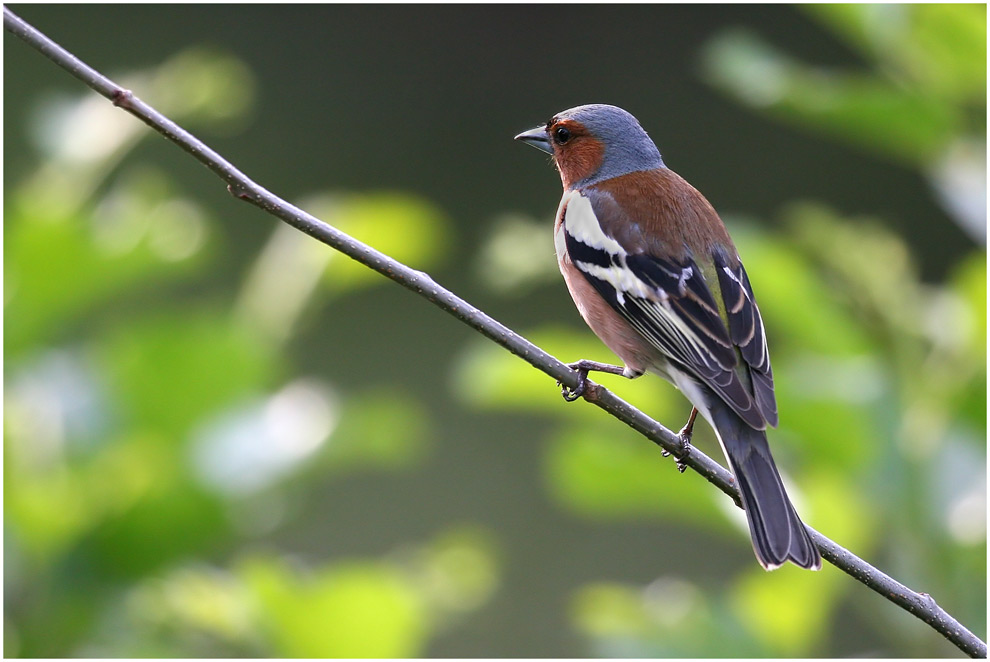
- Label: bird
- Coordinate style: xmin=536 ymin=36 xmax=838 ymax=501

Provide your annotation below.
xmin=514 ymin=103 xmax=821 ymax=571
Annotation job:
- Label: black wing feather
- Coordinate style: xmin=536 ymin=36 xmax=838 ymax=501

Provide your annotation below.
xmin=715 ymin=254 xmax=777 ymax=427
xmin=564 ymin=192 xmax=776 ymax=430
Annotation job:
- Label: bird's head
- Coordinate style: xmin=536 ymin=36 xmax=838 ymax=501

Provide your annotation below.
xmin=515 ymin=104 xmax=665 ymax=190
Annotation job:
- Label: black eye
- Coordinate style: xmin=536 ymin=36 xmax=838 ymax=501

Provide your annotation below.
xmin=553 ymin=126 xmax=571 ymax=145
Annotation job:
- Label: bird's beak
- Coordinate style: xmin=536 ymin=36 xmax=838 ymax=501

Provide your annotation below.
xmin=514 ymin=125 xmax=552 ymax=154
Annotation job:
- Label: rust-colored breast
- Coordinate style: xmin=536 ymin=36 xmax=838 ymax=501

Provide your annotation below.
xmin=552 ymin=193 xmax=661 ymax=375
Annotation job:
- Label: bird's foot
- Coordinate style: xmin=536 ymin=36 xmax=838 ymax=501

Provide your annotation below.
xmin=559 ymin=359 xmax=628 ymax=402
xmin=662 ymin=407 xmax=697 ymax=473
xmin=559 ymin=368 xmax=588 ymax=402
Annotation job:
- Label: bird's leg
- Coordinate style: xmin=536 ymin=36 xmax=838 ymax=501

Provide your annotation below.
xmin=662 ymin=407 xmax=697 ymax=473
xmin=559 ymin=359 xmax=634 ymax=402
xmin=677 ymin=407 xmax=698 ymax=445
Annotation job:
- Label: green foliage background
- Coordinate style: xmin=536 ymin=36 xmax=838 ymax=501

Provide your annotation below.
xmin=4 ymin=4 xmax=986 ymax=658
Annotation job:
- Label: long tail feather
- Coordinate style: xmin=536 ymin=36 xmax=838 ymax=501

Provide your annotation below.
xmin=710 ymin=403 xmax=821 ymax=570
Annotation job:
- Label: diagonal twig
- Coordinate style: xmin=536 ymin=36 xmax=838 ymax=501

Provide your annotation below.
xmin=4 ymin=7 xmax=985 ymax=658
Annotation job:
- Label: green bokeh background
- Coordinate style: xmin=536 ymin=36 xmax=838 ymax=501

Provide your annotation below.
xmin=4 ymin=4 xmax=986 ymax=658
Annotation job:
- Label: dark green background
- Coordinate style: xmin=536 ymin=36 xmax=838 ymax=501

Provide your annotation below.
xmin=5 ymin=5 xmax=973 ymax=277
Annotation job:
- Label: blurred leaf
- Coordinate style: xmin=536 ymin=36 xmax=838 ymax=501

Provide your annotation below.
xmin=800 ymin=4 xmax=913 ymax=58
xmin=730 ymin=562 xmax=840 ymax=656
xmin=301 ymin=192 xmax=450 ymax=292
xmin=787 ymin=204 xmax=920 ymax=331
xmin=571 ymin=578 xmax=763 ymax=657
xmin=949 ymin=254 xmax=988 ymax=429
xmin=151 ymin=48 xmax=257 ymax=131
xmin=240 ymin=557 xmax=427 ymax=658
xmin=451 ymin=325 xmax=681 ymax=422
xmin=572 ymin=582 xmax=653 ymax=639
xmin=804 ymin=468 xmax=874 ymax=559
xmin=125 ymin=565 xmax=258 ymax=649
xmin=102 ymin=525 xmax=500 ymax=658
xmin=701 ymin=29 xmax=958 ymax=164
xmin=84 ymin=474 xmax=228 ymax=579
xmin=415 ymin=526 xmax=499 ymax=614
xmin=4 ymin=453 xmax=89 ymax=563
xmin=806 ymin=4 xmax=987 ymax=103
xmin=907 ymin=4 xmax=987 ymax=102
xmin=4 ymin=167 xmax=210 ymax=356
xmin=11 ymin=589 xmax=100 ymax=658
xmin=321 ymin=387 xmax=430 ymax=472
xmin=452 ymin=328 xmax=597 ymax=416
xmin=3 ymin=433 xmax=166 ymax=564
xmin=393 ymin=524 xmax=500 ymax=617
xmin=723 ymin=464 xmax=875 ymax=656
xmin=234 ymin=223 xmax=334 ymax=345
xmin=70 ymin=525 xmax=500 ymax=658
xmin=543 ymin=422 xmax=722 ymax=527
xmin=931 ymin=438 xmax=986 ymax=548
xmin=949 ymin=252 xmax=987 ymax=361
xmin=781 ymin=205 xmax=985 ymax=458
xmin=474 ymin=213 xmax=560 ymax=295
xmin=704 ymin=9 xmax=985 ymax=240
xmin=929 ymin=138 xmax=987 ymax=242
xmin=20 ymin=47 xmax=254 ymax=223
xmin=730 ymin=221 xmax=874 ymax=359
xmin=189 ymin=378 xmax=339 ymax=497
xmin=773 ymin=355 xmax=883 ymax=472
xmin=99 ymin=311 xmax=277 ymax=438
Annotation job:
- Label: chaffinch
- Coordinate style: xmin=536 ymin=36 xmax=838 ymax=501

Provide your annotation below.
xmin=515 ymin=104 xmax=820 ymax=571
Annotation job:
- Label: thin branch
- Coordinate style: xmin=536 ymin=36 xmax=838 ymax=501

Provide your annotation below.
xmin=4 ymin=7 xmax=985 ymax=659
